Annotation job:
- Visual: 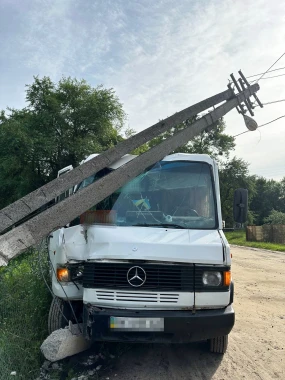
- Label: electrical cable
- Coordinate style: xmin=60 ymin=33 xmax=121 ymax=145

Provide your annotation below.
xmin=263 ymin=99 xmax=285 ymax=105
xmin=246 ymin=66 xmax=285 ymax=79
xmin=249 ymin=73 xmax=285 ymax=83
xmin=37 ymin=241 xmax=69 ymax=325
xmin=233 ymin=130 xmax=249 ymax=138
xmin=233 ymin=114 xmax=285 ymax=137
xmin=38 ymin=238 xmax=82 ymax=333
xmin=253 ymin=115 xmax=285 ymax=128
xmin=255 ymin=52 xmax=285 ymax=83
xmin=49 ymin=254 xmax=83 ymax=333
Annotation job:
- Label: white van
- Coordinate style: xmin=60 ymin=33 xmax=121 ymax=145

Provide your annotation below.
xmin=48 ymin=153 xmax=247 ymax=353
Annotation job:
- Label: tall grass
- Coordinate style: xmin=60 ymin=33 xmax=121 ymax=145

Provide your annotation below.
xmin=0 ymin=247 xmax=51 ymax=380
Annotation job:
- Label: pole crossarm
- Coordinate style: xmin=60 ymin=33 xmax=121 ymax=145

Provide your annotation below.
xmin=0 ymin=83 xmax=259 ymax=266
xmin=0 ymin=88 xmax=235 ymax=234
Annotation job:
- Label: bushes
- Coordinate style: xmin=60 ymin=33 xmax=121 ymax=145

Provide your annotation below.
xmin=0 ymin=247 xmax=51 ymax=380
xmin=264 ymin=209 xmax=285 ymax=225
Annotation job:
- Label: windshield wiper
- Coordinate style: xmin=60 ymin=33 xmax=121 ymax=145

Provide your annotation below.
xmin=134 ymin=223 xmax=187 ymax=229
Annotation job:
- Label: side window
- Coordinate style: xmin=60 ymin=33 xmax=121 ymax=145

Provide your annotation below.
xmin=55 ymin=165 xmax=74 ymax=203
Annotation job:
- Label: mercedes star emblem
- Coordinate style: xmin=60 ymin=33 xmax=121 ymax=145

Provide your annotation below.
xmin=127 ymin=266 xmax=146 ymax=287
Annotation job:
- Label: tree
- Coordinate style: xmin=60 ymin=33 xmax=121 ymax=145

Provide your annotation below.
xmin=250 ymin=177 xmax=283 ymax=225
xmin=124 ymin=127 xmax=149 ymax=155
xmin=219 ymin=157 xmax=256 ymax=227
xmin=264 ymin=209 xmax=285 ymax=225
xmin=0 ymin=77 xmax=125 ymax=208
xmin=148 ymin=117 xmax=235 ymax=161
xmin=276 ymin=177 xmax=285 ymax=213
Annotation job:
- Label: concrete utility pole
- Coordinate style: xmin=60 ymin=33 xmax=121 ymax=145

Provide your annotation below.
xmin=0 ymin=83 xmax=260 ymax=266
xmin=0 ymin=89 xmax=234 ymax=234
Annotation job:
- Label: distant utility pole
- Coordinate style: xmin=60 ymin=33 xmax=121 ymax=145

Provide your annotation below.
xmin=0 ymin=75 xmax=262 ymax=266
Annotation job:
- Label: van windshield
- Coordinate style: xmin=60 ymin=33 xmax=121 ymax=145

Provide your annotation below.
xmin=80 ymin=161 xmax=217 ymax=229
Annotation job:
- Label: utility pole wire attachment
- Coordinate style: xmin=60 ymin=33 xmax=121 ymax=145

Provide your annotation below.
xmin=238 ymin=71 xmax=263 ymax=109
xmin=229 ymin=72 xmax=263 ymax=118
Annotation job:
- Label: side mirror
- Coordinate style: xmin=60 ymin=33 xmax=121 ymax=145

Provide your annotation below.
xmin=233 ymin=188 xmax=248 ymax=224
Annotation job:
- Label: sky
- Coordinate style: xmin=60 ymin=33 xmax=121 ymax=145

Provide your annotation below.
xmin=1 ymin=0 xmax=285 ymax=180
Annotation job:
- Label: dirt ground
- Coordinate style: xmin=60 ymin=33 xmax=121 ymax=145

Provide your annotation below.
xmin=102 ymin=246 xmax=285 ymax=380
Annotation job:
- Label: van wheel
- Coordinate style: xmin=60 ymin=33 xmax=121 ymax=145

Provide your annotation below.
xmin=209 ymin=335 xmax=228 ymax=354
xmin=48 ymin=297 xmax=82 ymax=334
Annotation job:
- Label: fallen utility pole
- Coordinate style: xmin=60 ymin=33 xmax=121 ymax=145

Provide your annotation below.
xmin=0 ymin=88 xmax=234 ymax=234
xmin=0 ymin=83 xmax=259 ymax=266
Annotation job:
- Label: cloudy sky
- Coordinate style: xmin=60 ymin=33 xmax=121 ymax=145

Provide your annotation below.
xmin=1 ymin=0 xmax=285 ymax=179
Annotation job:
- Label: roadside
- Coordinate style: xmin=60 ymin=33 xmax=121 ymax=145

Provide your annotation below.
xmin=224 ymin=230 xmax=285 ymax=252
xmin=100 ymin=246 xmax=285 ymax=380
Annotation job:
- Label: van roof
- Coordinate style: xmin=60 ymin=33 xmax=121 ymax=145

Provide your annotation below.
xmin=81 ymin=152 xmax=215 ymax=169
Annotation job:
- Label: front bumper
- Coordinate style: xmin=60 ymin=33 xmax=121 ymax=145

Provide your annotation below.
xmin=83 ymin=304 xmax=235 ymax=343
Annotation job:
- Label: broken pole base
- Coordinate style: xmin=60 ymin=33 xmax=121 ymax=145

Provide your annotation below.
xmin=40 ymin=324 xmax=91 ymax=362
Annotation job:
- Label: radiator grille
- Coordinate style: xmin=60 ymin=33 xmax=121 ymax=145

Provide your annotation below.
xmin=95 ymin=290 xmax=179 ymax=303
xmin=83 ymin=263 xmax=194 ymax=292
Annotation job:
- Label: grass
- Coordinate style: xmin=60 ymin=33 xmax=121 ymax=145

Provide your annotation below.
xmin=224 ymin=230 xmax=285 ymax=252
xmin=0 ymin=248 xmax=51 ymax=380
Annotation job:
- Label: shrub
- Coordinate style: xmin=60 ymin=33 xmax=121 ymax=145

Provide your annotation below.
xmin=0 ymin=247 xmax=51 ymax=380
xmin=264 ymin=209 xmax=285 ymax=225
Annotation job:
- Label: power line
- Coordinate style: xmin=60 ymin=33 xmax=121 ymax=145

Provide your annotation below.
xmin=234 ymin=114 xmax=285 ymax=137
xmin=246 ymin=66 xmax=285 ymax=79
xmin=249 ymin=73 xmax=285 ymax=83
xmin=255 ymin=115 xmax=285 ymax=128
xmin=234 ymin=130 xmax=250 ymax=138
xmin=255 ymin=51 xmax=285 ymax=83
xmin=230 ymin=68 xmax=285 ymax=88
xmin=263 ymin=99 xmax=285 ymax=105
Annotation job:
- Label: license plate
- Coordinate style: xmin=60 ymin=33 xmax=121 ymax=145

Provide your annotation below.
xmin=110 ymin=317 xmax=164 ymax=331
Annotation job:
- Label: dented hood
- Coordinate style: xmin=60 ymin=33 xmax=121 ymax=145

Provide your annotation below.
xmin=61 ymin=225 xmax=224 ymax=265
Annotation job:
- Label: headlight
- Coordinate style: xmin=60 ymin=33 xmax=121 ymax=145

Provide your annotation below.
xmin=202 ymin=271 xmax=222 ymax=286
xmin=56 ymin=264 xmax=84 ymax=283
xmin=57 ymin=267 xmax=70 ymax=282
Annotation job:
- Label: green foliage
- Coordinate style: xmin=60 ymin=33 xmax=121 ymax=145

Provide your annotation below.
xmin=219 ymin=162 xmax=285 ymax=227
xmin=0 ymin=248 xmax=51 ymax=379
xmin=264 ymin=209 xmax=285 ymax=225
xmin=124 ymin=118 xmax=235 ymax=159
xmin=250 ymin=177 xmax=285 ymax=225
xmin=219 ymin=157 xmax=256 ymax=227
xmin=124 ymin=127 xmax=149 ymax=155
xmin=0 ymin=76 xmax=125 ymax=208
xmin=148 ymin=117 xmax=235 ymax=160
xmin=246 ymin=209 xmax=256 ymax=226
xmin=224 ymin=230 xmax=285 ymax=252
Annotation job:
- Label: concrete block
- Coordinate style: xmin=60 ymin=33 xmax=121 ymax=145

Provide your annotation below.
xmin=40 ymin=324 xmax=91 ymax=362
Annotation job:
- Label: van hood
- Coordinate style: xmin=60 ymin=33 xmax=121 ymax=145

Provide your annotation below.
xmin=61 ymin=225 xmax=224 ymax=265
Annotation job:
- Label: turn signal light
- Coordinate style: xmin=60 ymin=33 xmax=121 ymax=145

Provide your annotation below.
xmin=57 ymin=267 xmax=70 ymax=282
xmin=224 ymin=271 xmax=231 ymax=286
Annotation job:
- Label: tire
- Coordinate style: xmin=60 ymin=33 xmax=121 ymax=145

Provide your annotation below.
xmin=48 ymin=296 xmax=82 ymax=334
xmin=209 ymin=335 xmax=228 ymax=354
